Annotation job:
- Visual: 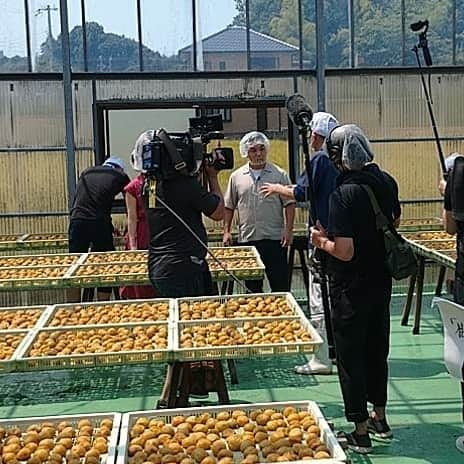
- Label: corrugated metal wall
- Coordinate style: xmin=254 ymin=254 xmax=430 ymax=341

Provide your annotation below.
xmin=0 ymin=71 xmax=463 ymax=237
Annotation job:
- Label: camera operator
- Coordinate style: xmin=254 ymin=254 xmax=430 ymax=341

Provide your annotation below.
xmin=131 ymin=129 xmax=225 ymax=407
xmin=311 ymin=124 xmax=401 ymax=454
xmin=260 ymin=112 xmax=339 ymax=375
xmin=223 ymin=131 xmax=295 ymax=292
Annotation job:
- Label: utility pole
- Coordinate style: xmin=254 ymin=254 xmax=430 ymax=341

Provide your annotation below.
xmin=35 ymin=4 xmax=58 ymax=39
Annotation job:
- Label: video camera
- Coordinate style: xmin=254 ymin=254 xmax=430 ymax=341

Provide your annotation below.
xmin=142 ymin=114 xmax=234 ymax=180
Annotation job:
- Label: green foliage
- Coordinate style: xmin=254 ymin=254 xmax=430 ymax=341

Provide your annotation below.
xmin=34 ymin=22 xmax=184 ymax=72
xmin=233 ymin=0 xmax=462 ymax=67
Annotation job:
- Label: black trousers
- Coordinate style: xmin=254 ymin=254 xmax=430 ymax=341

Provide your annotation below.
xmin=330 ymin=273 xmax=392 ymax=424
xmin=241 ymin=239 xmax=289 ymax=293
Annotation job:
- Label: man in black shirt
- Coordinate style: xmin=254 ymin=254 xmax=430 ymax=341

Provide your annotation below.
xmin=310 ymin=125 xmax=401 ymax=454
xmin=69 ymin=156 xmax=130 ymax=299
xmin=443 ymin=154 xmax=464 ymax=304
xmin=132 ymin=129 xmax=225 ymax=407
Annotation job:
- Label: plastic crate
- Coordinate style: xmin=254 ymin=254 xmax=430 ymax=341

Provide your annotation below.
xmin=398 ymin=218 xmax=443 ymax=232
xmin=14 ymin=322 xmax=172 ymax=371
xmin=0 ymin=305 xmax=49 ymax=330
xmin=84 ymin=250 xmax=147 ymax=264
xmin=0 ymin=252 xmax=81 ymax=268
xmin=0 ymin=265 xmax=72 ymax=291
xmin=173 ymin=314 xmax=322 ymax=362
xmin=118 ymin=401 xmax=346 ymax=464
xmin=207 ymin=246 xmax=257 ymax=259
xmin=176 ymin=292 xmax=303 ymax=321
xmin=0 ymin=330 xmax=29 ymax=372
xmin=406 ymin=240 xmax=456 ymax=269
xmin=67 ymin=262 xmax=149 ymax=287
xmin=20 ymin=233 xmax=69 ymax=249
xmin=0 ymin=412 xmax=121 ymax=464
xmin=40 ymin=298 xmax=176 ymax=328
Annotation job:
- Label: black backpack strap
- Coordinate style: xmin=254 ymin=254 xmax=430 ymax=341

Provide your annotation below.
xmin=361 ymin=184 xmax=390 ymax=231
xmin=156 ymin=128 xmax=188 ymax=175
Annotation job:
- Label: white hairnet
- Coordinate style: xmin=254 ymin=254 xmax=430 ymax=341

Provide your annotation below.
xmin=131 ymin=130 xmax=155 ymax=171
xmin=445 ymin=152 xmax=464 ymax=172
xmin=310 ymin=112 xmax=339 ymax=138
xmin=103 ymin=156 xmax=126 ymax=171
xmin=239 ymin=131 xmax=270 ymax=158
xmin=328 ymin=124 xmax=374 ymax=171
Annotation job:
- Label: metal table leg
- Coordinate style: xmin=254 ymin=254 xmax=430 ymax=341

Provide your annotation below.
xmin=401 ymin=272 xmax=417 ymax=326
xmin=435 ymin=265 xmax=447 ymax=296
xmin=413 ymin=256 xmax=426 ymax=335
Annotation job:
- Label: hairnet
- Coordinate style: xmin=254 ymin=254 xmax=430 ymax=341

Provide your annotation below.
xmin=131 ymin=130 xmax=155 ymax=171
xmin=239 ymin=131 xmax=270 ymax=158
xmin=103 ymin=156 xmax=126 ymax=171
xmin=327 ymin=124 xmax=374 ymax=171
xmin=445 ymin=152 xmax=464 ymax=172
xmin=310 ymin=112 xmax=339 ymax=138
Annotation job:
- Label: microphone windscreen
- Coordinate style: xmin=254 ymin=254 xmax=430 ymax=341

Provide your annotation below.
xmin=285 ymin=94 xmax=313 ymax=128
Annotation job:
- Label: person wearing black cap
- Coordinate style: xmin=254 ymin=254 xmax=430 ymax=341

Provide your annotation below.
xmin=311 ymin=124 xmax=401 ymax=454
xmin=68 ymin=156 xmax=130 ymax=300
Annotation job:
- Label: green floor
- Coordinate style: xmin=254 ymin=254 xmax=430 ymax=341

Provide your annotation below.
xmin=0 ymin=294 xmax=463 ymax=463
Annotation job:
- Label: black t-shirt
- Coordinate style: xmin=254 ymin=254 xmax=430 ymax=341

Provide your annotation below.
xmin=327 ymin=164 xmax=401 ymax=279
xmin=70 ymin=166 xmax=130 ymax=222
xmin=147 ymin=176 xmax=220 ymax=279
xmin=444 ymin=167 xmax=464 ymax=241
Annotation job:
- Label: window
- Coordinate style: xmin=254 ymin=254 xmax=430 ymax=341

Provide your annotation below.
xmin=205 ymin=108 xmax=232 ymax=123
xmin=219 ymin=61 xmax=226 ymax=70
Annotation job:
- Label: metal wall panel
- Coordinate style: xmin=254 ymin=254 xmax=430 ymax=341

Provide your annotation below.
xmin=0 ymin=83 xmax=13 ymax=146
xmin=7 ymin=81 xmax=65 ymax=147
xmin=327 ymin=73 xmax=464 ymax=140
xmin=73 ymin=80 xmax=94 ymax=147
xmin=96 ymin=77 xmax=299 ymax=101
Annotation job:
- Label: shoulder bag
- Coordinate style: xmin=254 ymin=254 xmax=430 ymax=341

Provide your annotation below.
xmin=361 ymin=185 xmax=417 ymax=280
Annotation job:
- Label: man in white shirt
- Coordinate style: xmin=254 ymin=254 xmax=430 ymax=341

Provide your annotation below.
xmin=223 ymin=131 xmax=295 ymax=292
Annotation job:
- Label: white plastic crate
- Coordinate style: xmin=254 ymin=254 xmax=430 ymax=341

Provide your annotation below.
xmin=118 ymin=401 xmax=346 ymax=464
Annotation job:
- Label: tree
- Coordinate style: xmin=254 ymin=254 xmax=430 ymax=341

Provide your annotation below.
xmin=34 ymin=22 xmax=183 ymax=72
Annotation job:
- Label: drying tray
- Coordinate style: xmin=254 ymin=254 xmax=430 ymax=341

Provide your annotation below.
xmin=40 ymin=298 xmax=176 ymax=328
xmin=172 ymin=314 xmax=322 ymax=362
xmin=176 ymin=292 xmax=302 ymax=321
xmin=406 ymin=240 xmax=456 ymax=269
xmin=208 ymin=248 xmax=265 ymax=281
xmin=83 ymin=250 xmax=147 ymax=264
xmin=14 ymin=322 xmax=172 ymax=371
xmin=0 ymin=412 xmax=121 ymax=464
xmin=0 ymin=305 xmax=49 ymax=330
xmin=0 ymin=234 xmax=23 ymax=250
xmin=0 ymin=265 xmax=74 ymax=290
xmin=413 ymin=239 xmax=456 ymax=251
xmin=398 ymin=217 xmax=444 ymax=232
xmin=0 ymin=252 xmax=82 ymax=268
xmin=208 ymin=246 xmax=257 ymax=259
xmin=20 ymin=233 xmax=69 ymax=249
xmin=403 ymin=230 xmax=453 ymax=241
xmin=117 ymin=401 xmax=346 ymax=464
xmin=67 ymin=262 xmax=149 ymax=287
xmin=0 ymin=330 xmax=29 ymax=372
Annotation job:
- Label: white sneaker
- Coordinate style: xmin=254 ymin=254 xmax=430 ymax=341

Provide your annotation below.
xmin=294 ymin=359 xmax=332 ymax=375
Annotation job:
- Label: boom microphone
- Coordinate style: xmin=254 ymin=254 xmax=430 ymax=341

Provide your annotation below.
xmin=286 ymin=94 xmax=313 ymax=130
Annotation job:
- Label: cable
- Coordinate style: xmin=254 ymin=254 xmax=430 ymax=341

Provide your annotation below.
xmin=153 ymin=193 xmax=251 ymax=294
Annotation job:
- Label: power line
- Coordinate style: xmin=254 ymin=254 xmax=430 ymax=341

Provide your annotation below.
xmin=35 ymin=4 xmax=58 ymax=39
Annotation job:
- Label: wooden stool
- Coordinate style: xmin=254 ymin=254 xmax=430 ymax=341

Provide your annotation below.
xmin=167 ymin=361 xmax=230 ymax=408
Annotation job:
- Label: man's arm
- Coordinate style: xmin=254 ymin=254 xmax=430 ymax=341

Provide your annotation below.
xmin=261 ymin=183 xmax=296 ymax=200
xmin=205 ymin=167 xmax=224 ymax=221
xmin=223 ymin=208 xmax=235 ymax=246
xmin=443 ymin=209 xmax=457 ymax=235
xmin=282 ymin=204 xmax=295 ymax=247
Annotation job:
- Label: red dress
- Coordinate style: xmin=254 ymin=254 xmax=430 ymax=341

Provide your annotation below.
xmin=120 ymin=174 xmax=156 ymax=299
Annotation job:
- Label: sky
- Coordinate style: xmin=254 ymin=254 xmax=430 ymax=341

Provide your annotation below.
xmin=0 ymin=0 xmax=238 ymax=58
